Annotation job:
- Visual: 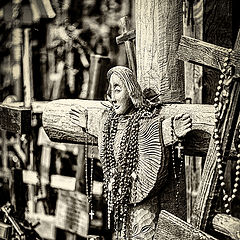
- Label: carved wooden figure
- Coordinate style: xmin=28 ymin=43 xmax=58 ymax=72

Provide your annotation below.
xmin=42 ymin=1 xmax=240 ymax=240
xmin=98 ymin=66 xmax=191 ymax=239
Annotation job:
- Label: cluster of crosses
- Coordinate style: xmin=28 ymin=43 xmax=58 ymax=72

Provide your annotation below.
xmin=1 ymin=1 xmax=240 ymax=239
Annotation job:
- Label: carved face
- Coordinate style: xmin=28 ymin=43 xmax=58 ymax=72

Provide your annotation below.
xmin=107 ymin=73 xmax=134 ymax=115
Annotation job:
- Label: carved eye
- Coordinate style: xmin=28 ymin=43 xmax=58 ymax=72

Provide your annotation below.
xmin=114 ymin=85 xmax=121 ymax=93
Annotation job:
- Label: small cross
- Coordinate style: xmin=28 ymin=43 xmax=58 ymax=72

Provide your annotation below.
xmin=175 ymin=141 xmax=184 ymax=159
xmin=89 ymin=209 xmax=95 ymax=220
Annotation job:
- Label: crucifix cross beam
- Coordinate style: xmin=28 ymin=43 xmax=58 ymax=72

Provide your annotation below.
xmin=177 ymin=28 xmax=240 ymax=232
xmin=43 ymin=1 xmax=240 ymax=238
xmin=177 ymin=34 xmax=240 ymax=75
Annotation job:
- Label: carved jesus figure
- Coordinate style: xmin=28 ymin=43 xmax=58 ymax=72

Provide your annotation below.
xmin=99 ymin=66 xmax=192 ymax=239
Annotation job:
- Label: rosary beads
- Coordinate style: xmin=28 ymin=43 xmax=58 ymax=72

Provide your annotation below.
xmin=214 ymin=49 xmax=240 ymax=214
xmin=84 ymin=110 xmax=94 ymax=220
xmin=171 ymin=116 xmax=184 ymax=205
xmin=102 ymin=107 xmax=152 ymax=239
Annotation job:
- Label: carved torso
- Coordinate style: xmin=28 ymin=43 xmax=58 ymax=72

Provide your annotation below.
xmin=99 ymin=113 xmax=177 ymax=239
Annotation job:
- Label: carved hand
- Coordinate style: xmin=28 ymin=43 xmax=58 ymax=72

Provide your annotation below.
xmin=173 ymin=113 xmax=192 ymax=138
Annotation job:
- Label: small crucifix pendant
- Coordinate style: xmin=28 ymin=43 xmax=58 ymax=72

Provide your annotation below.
xmin=175 ymin=141 xmax=184 ymax=159
xmin=89 ymin=209 xmax=95 ymax=220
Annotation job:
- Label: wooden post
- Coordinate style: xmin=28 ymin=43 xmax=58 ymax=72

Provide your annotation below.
xmin=9 ymin=168 xmax=26 ymax=219
xmin=23 ymin=28 xmax=32 ymax=108
xmin=135 ymin=0 xmax=184 ymax=102
xmin=183 ymin=0 xmax=204 ymax=223
xmin=87 ymin=55 xmax=111 ymax=100
xmin=11 ymin=28 xmax=23 ymax=101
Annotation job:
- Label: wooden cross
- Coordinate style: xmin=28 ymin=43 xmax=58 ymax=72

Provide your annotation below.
xmin=116 ymin=16 xmax=137 ymax=77
xmin=177 ymin=29 xmax=240 ymax=232
xmin=42 ymin=0 xmax=240 ymax=239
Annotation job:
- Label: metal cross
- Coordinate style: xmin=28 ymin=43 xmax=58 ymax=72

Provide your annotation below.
xmin=89 ymin=209 xmax=95 ymax=220
xmin=175 ymin=141 xmax=184 ymax=159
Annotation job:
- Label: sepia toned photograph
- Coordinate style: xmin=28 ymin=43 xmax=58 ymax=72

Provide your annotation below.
xmin=0 ymin=0 xmax=239 ymax=239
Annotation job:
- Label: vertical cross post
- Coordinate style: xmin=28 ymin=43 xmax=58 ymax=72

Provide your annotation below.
xmin=116 ymin=16 xmax=137 ymax=77
xmin=135 ymin=0 xmax=185 ymax=103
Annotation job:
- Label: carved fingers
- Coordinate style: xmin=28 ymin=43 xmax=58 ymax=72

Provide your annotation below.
xmin=173 ymin=113 xmax=192 ymax=138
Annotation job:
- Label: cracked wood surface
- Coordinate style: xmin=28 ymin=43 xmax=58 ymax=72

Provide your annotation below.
xmin=135 ymin=0 xmax=184 ymax=103
xmin=42 ymin=99 xmax=214 ymax=155
xmin=177 ymin=36 xmax=240 ymax=75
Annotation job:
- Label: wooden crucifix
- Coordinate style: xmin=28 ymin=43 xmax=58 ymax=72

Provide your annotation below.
xmin=177 ymin=29 xmax=240 ymax=233
xmin=116 ymin=16 xmax=136 ymax=77
xmin=42 ymin=0 xmax=240 ymax=239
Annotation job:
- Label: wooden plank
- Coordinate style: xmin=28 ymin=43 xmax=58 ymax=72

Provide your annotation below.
xmin=42 ymin=99 xmax=106 ymax=144
xmin=177 ymin=36 xmax=240 ymax=74
xmin=42 ymin=99 xmax=215 ymax=153
xmin=23 ymin=28 xmax=32 ymax=108
xmin=11 ymin=28 xmax=23 ymax=101
xmin=153 ymin=210 xmax=217 ymax=240
xmin=50 ymin=175 xmax=76 ymax=191
xmin=55 ymin=190 xmax=89 ymax=238
xmin=212 ymin=214 xmax=240 ymax=240
xmin=136 ymin=0 xmax=185 ymax=102
xmin=0 ymin=104 xmax=31 ymax=134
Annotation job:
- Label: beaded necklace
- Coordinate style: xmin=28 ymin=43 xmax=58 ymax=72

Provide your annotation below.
xmin=214 ymin=49 xmax=240 ymax=214
xmin=101 ymin=106 xmax=153 ymax=239
xmin=170 ymin=117 xmax=184 ymax=207
xmin=84 ymin=110 xmax=94 ymax=220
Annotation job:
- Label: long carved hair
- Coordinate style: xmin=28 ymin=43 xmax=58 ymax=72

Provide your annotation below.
xmin=107 ymin=66 xmax=144 ymax=108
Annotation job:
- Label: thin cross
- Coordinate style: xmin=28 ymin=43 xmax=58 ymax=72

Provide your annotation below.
xmin=89 ymin=209 xmax=95 ymax=220
xmin=175 ymin=141 xmax=184 ymax=159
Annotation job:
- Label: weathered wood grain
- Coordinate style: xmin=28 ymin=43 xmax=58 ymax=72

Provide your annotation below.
xmin=212 ymin=214 xmax=240 ymax=240
xmin=154 ymin=210 xmax=217 ymax=240
xmin=183 ymin=0 xmax=203 ymax=104
xmin=135 ymin=0 xmax=184 ymax=103
xmin=117 ymin=16 xmax=137 ymax=77
xmin=203 ymin=0 xmax=233 ymax=104
xmin=42 ymin=99 xmax=107 ymax=144
xmin=0 ymin=104 xmax=31 ymax=134
xmin=183 ymin=0 xmax=204 ymax=223
xmin=42 ymin=99 xmax=215 ymax=153
xmin=177 ymin=36 xmax=240 ymax=75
